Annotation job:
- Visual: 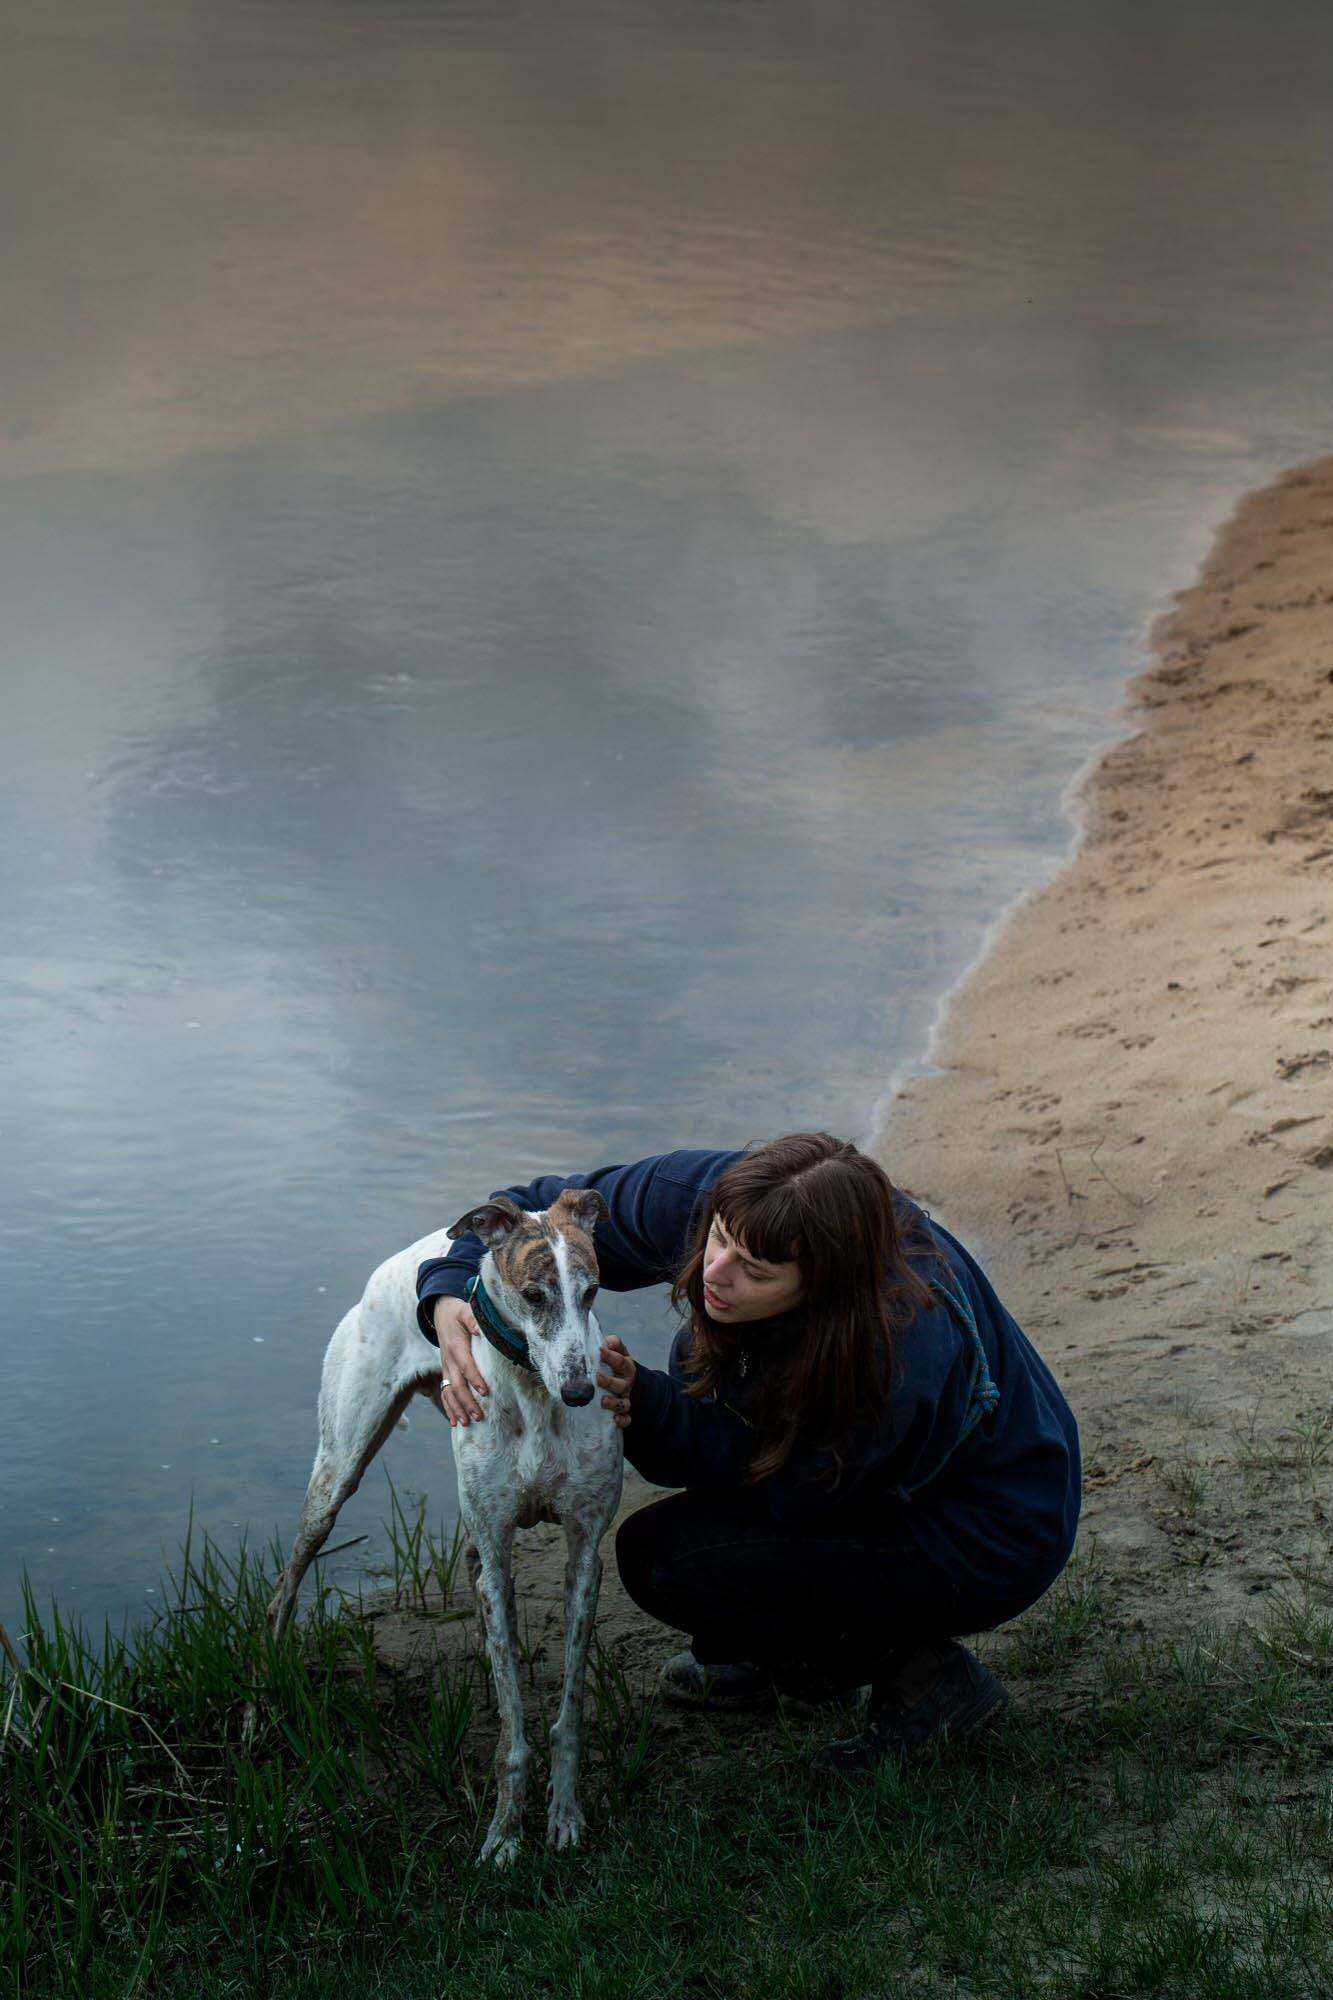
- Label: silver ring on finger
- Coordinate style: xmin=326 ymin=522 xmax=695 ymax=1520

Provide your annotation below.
xmin=442 ymin=1377 xmax=451 ymax=1388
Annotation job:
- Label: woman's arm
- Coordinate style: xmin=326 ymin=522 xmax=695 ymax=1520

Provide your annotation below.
xmin=416 ymin=1150 xmax=740 ymax=1332
xmin=419 ymin=1149 xmax=742 ymax=1426
xmin=615 ymin=1290 xmax=981 ymax=1520
xmin=620 ymin=1361 xmax=755 ymax=1489
xmin=433 ymin=1295 xmax=490 ymax=1428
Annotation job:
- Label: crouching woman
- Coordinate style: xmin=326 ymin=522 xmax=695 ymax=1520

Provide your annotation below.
xmin=421 ymin=1133 xmax=1080 ymax=1774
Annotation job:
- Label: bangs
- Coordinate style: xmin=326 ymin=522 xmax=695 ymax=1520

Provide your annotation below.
xmin=714 ymin=1187 xmax=804 ymax=1267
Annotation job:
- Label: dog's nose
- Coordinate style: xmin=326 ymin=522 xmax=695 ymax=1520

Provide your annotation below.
xmin=561 ymin=1382 xmax=596 ymax=1408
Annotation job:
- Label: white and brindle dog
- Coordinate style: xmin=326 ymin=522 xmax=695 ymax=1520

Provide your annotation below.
xmin=268 ymin=1187 xmax=623 ymax=1864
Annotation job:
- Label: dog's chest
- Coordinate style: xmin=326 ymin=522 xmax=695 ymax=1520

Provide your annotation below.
xmin=457 ymin=1393 xmax=620 ymax=1530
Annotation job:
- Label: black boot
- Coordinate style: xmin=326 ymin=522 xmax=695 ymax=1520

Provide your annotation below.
xmin=810 ymin=1642 xmax=1010 ymax=1778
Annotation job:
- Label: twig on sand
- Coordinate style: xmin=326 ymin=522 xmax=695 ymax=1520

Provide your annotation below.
xmin=1087 ymin=1137 xmax=1158 ymax=1209
xmin=1055 ymin=1148 xmax=1086 ymax=1202
xmin=1252 ymin=1632 xmax=1333 ymax=1678
xmin=1199 ymin=1645 xmax=1249 ymax=1683
xmin=1054 ymin=1149 xmax=1088 ymax=1240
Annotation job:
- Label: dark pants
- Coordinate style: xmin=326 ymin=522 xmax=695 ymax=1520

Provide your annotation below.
xmin=615 ymin=1484 xmax=1038 ymax=1696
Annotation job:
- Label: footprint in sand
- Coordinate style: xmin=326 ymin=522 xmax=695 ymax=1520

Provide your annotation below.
xmin=1276 ymin=1050 xmax=1332 ymax=1080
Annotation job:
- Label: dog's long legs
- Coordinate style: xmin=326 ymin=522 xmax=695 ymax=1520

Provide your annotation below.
xmin=546 ymin=1513 xmax=608 ymax=1850
xmin=469 ymin=1520 xmax=529 ymax=1867
xmin=268 ymin=1392 xmax=413 ymax=1642
xmin=268 ymin=1312 xmax=438 ymax=1642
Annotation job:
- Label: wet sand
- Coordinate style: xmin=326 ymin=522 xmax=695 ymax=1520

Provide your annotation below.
xmin=371 ymin=459 xmax=1333 ymax=1701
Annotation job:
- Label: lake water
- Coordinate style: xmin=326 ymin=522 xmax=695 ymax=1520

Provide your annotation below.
xmin=4 ymin=0 xmax=1333 ymax=1632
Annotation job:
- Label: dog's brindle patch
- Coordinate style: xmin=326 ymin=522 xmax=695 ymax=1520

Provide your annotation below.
xmin=503 ymin=1200 xmax=598 ymax=1297
xmin=455 ymin=1190 xmax=603 ymax=1339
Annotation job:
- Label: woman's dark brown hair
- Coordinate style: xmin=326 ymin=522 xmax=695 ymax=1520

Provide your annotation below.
xmin=670 ymin=1133 xmax=939 ymax=1487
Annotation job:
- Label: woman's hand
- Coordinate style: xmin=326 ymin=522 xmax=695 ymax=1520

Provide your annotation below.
xmin=597 ymin=1335 xmax=636 ymax=1430
xmin=433 ymin=1297 xmax=490 ymax=1426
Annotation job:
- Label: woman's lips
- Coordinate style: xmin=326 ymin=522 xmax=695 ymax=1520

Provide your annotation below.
xmin=703 ymin=1282 xmax=731 ymax=1311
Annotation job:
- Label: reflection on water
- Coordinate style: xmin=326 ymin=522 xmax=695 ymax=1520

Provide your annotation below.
xmin=3 ymin=0 xmax=1333 ymax=1628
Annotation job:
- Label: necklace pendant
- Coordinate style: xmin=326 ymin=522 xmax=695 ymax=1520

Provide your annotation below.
xmin=738 ymin=1349 xmax=749 ymax=1378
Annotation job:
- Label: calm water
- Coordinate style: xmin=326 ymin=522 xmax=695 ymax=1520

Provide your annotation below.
xmin=4 ymin=0 xmax=1333 ymax=1631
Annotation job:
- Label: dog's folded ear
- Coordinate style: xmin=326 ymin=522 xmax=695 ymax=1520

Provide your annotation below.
xmin=551 ymin=1187 xmax=609 ymax=1238
xmin=447 ymin=1194 xmax=525 ymax=1247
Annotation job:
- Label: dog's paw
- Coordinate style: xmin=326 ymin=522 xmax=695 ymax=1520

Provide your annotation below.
xmin=546 ymin=1801 xmax=586 ymax=1851
xmin=479 ymin=1824 xmax=522 ymax=1869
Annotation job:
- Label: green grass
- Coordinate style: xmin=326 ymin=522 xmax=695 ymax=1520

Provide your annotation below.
xmin=1231 ymin=1406 xmax=1333 ymax=1491
xmin=1156 ymin=1446 xmax=1211 ymax=1516
xmin=2 ymin=1516 xmax=1332 ymax=2000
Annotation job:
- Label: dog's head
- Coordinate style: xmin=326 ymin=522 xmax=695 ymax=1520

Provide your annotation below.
xmin=446 ymin=1188 xmax=608 ymax=1406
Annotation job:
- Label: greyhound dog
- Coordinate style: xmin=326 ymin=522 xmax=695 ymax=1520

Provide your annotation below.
xmin=267 ymin=1186 xmax=623 ymax=1865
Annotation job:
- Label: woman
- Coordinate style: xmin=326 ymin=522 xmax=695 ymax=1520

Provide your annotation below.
xmin=417 ymin=1133 xmax=1080 ymax=1775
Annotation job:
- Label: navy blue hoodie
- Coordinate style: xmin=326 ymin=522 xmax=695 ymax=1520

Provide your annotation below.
xmin=417 ymin=1148 xmax=1081 ymax=1603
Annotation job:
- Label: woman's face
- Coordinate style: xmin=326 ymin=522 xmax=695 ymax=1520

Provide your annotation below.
xmin=702 ymin=1214 xmax=805 ymax=1324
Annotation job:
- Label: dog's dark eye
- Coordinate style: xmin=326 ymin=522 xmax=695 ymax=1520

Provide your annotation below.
xmin=522 ymin=1285 xmax=545 ymax=1307
xmin=583 ymin=1284 xmax=598 ymax=1305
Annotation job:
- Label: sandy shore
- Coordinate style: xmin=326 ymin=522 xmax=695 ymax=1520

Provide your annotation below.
xmin=875 ymin=456 xmax=1333 ymax=1630
xmin=372 ymin=459 xmax=1333 ymax=1697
